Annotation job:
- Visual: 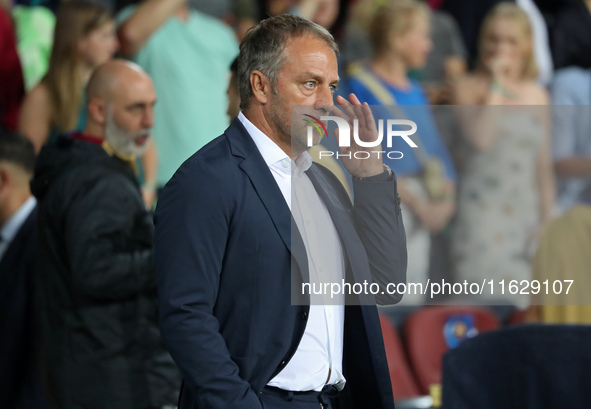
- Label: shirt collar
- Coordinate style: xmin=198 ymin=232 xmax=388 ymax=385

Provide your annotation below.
xmin=292 ymin=151 xmax=312 ymax=177
xmin=71 ymin=132 xmax=103 ymax=145
xmin=0 ymin=196 xmax=36 ymax=244
xmin=71 ymin=132 xmax=137 ymax=175
xmin=102 ymin=141 xmax=138 ymax=176
xmin=237 ymin=112 xmax=313 ymax=176
xmin=238 ymin=112 xmax=289 ymax=168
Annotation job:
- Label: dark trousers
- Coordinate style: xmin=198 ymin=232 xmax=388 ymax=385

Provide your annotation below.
xmin=259 ymin=386 xmax=338 ymax=409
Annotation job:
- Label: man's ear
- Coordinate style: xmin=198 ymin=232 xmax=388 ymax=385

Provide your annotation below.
xmin=250 ymin=70 xmax=272 ymax=105
xmin=87 ymin=98 xmax=108 ymax=125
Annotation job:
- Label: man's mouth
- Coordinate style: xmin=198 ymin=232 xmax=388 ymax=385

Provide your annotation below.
xmin=134 ymin=134 xmax=150 ymax=146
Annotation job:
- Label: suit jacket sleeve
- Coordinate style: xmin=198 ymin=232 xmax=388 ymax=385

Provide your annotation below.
xmin=154 ymin=162 xmax=263 ymax=409
xmin=64 ymin=172 xmax=155 ymax=301
xmin=351 ymin=174 xmax=407 ymax=305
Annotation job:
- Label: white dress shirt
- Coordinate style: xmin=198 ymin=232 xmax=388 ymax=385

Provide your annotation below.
xmin=238 ymin=112 xmax=346 ymax=392
xmin=0 ymin=196 xmax=37 ymax=261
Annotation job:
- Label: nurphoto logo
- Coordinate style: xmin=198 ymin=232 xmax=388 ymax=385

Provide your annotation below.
xmin=304 ymin=115 xmax=418 ymax=160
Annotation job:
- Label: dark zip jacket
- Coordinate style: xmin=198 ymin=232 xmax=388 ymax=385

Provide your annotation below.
xmin=31 ymin=136 xmax=179 ymax=409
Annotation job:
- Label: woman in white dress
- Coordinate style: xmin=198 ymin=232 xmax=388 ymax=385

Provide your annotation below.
xmin=451 ymin=3 xmax=555 ymax=306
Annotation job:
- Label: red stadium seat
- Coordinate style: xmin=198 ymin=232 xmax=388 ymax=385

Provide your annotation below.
xmin=404 ymin=306 xmax=500 ymax=394
xmin=379 ymin=313 xmax=422 ymax=400
xmin=508 ymin=309 xmax=528 ymax=325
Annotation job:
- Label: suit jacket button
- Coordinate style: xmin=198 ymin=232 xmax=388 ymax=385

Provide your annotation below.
xmin=281 ymin=360 xmax=286 ymax=366
xmin=302 ymin=312 xmax=308 ymax=320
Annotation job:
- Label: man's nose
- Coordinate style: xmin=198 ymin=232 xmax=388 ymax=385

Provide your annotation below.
xmin=143 ymin=108 xmax=154 ymax=128
xmin=316 ymin=85 xmax=334 ymax=109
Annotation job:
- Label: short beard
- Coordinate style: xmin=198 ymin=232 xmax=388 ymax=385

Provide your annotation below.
xmin=268 ymin=92 xmax=311 ymax=156
xmin=105 ymin=107 xmax=151 ymax=157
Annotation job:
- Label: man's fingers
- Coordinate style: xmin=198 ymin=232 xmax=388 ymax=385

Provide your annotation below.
xmin=332 ymin=95 xmax=379 ymax=145
xmin=329 ymin=100 xmax=350 ymax=122
xmin=336 ymin=94 xmax=358 ymax=122
xmin=361 ymin=102 xmax=378 ymax=133
xmin=347 ymin=93 xmax=368 ymax=129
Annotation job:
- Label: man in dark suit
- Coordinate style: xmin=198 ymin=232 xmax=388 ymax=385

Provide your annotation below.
xmin=0 ymin=130 xmax=49 ymax=408
xmin=155 ymin=14 xmax=407 ymax=409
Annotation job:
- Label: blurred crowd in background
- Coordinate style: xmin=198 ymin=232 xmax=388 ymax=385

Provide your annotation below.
xmin=2 ymin=0 xmax=591 ymax=407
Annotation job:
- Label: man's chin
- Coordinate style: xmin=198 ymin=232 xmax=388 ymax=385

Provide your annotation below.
xmin=131 ymin=142 xmax=150 ymax=157
xmin=291 ymin=134 xmax=317 ymax=155
xmin=296 ymin=133 xmax=323 ymax=147
xmin=312 ymin=134 xmax=323 ymax=146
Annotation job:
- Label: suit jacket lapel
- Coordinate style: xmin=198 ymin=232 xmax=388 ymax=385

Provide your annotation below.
xmin=226 ymin=118 xmax=309 ymax=280
xmin=0 ymin=206 xmax=37 ymax=279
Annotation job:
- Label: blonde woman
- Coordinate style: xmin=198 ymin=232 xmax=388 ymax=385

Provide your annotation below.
xmin=18 ymin=0 xmax=117 ymax=151
xmin=19 ymin=0 xmax=158 ymax=207
xmin=452 ymin=3 xmax=555 ymax=305
xmin=346 ymin=0 xmax=457 ymax=304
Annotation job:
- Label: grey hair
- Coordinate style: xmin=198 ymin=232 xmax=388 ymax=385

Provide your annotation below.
xmin=237 ymin=14 xmax=339 ymax=109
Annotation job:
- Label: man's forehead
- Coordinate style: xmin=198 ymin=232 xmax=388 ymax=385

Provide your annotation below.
xmin=113 ymin=79 xmax=155 ymax=102
xmin=285 ymin=34 xmax=337 ymax=56
xmin=283 ymin=36 xmax=338 ymax=75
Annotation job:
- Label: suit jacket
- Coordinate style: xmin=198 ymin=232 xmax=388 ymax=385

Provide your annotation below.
xmin=442 ymin=325 xmax=591 ymax=409
xmin=154 ymin=117 xmax=407 ymax=409
xmin=0 ymin=206 xmax=49 ymax=409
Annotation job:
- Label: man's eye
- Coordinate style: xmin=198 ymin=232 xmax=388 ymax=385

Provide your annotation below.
xmin=329 ymin=85 xmax=337 ymax=93
xmin=304 ymin=81 xmax=315 ymax=89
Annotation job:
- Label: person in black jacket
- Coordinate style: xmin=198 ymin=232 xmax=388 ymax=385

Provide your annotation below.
xmin=0 ymin=131 xmax=49 ymax=409
xmin=30 ymin=60 xmax=179 ymax=409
